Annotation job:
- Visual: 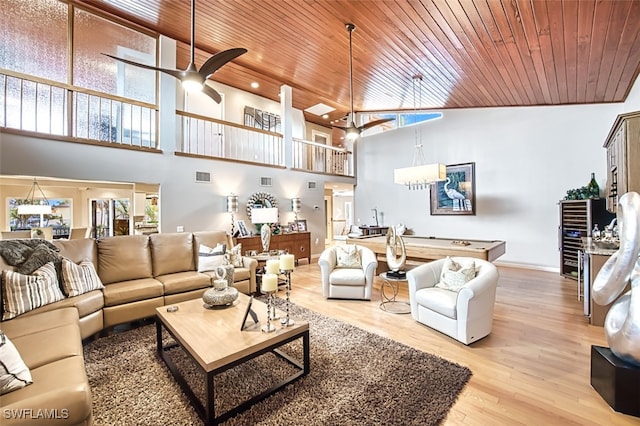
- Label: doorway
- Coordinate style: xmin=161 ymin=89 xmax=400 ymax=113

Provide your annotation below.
xmin=324 ymin=182 xmax=354 ymax=246
xmin=90 ymin=198 xmax=130 ymax=238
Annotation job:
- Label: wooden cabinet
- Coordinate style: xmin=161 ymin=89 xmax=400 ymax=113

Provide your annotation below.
xmin=604 ymin=110 xmax=640 ymax=212
xmin=234 ymin=232 xmax=311 ymax=264
xmin=558 ymin=199 xmax=614 ymax=280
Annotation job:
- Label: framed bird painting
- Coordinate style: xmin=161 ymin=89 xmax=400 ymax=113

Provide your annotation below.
xmin=430 ymin=162 xmax=476 ymax=215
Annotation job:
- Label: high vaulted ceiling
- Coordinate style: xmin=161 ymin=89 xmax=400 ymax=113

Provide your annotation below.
xmin=77 ymin=0 xmax=640 ymax=127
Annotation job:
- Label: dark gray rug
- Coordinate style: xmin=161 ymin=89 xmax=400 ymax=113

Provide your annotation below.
xmin=83 ymin=298 xmax=471 ymax=425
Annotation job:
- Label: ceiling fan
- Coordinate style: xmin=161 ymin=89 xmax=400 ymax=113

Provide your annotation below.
xmin=103 ymin=0 xmax=246 ymax=104
xmin=333 ymin=23 xmax=394 ymax=141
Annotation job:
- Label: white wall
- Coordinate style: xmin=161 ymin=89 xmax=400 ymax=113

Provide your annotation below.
xmin=355 ymin=74 xmax=640 ymax=270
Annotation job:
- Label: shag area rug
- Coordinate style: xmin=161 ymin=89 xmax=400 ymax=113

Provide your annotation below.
xmin=83 ymin=298 xmax=471 ymax=425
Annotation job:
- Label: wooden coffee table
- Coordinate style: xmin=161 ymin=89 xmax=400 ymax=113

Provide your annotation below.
xmin=156 ymin=294 xmax=310 ymax=425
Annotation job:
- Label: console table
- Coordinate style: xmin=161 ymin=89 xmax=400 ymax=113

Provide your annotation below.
xmin=234 ymin=232 xmax=311 ymax=264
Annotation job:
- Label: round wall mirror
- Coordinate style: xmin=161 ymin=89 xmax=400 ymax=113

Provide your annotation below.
xmin=246 ymin=192 xmax=278 ymax=219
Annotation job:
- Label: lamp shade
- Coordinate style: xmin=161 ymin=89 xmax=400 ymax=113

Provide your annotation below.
xmin=227 ymin=194 xmax=238 ymax=213
xmin=292 ymin=198 xmax=301 ymax=213
xmin=394 ymin=163 xmax=446 ymax=188
xmin=17 ymin=204 xmax=52 ymax=215
xmin=250 ymin=207 xmax=278 ymax=224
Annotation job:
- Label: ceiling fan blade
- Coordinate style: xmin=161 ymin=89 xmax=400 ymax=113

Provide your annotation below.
xmin=358 ymin=118 xmax=395 ymax=131
xmin=202 ymin=83 xmax=222 ymax=104
xmin=332 ymin=124 xmax=349 ymax=131
xmin=198 ymin=48 xmax=248 ymax=78
xmin=102 ymin=54 xmax=184 ymax=80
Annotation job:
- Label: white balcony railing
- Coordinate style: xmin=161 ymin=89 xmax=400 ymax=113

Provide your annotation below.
xmin=0 ymin=70 xmax=158 ymax=149
xmin=1 ymin=71 xmax=353 ymax=176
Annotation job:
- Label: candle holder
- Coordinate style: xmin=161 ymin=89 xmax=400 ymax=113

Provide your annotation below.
xmin=280 ymin=268 xmax=295 ymax=326
xmin=261 ymin=289 xmax=277 ymax=333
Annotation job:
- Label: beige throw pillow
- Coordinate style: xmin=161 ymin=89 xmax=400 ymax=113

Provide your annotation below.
xmin=435 ymin=257 xmax=476 ymax=292
xmin=225 ymin=243 xmax=244 ymax=267
xmin=335 ymin=245 xmax=362 ymax=268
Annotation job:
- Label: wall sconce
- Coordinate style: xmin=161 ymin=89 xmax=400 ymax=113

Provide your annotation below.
xmin=291 ymin=198 xmax=301 ymax=222
xmin=226 ymin=194 xmax=238 ymax=235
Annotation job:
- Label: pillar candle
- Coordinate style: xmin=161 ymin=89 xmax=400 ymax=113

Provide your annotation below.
xmin=262 ymin=273 xmax=278 ymax=292
xmin=280 ymin=254 xmax=295 ymax=270
xmin=266 ymin=259 xmax=280 ymax=274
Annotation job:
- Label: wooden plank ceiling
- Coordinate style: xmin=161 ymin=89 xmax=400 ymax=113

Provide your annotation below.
xmin=78 ymin=0 xmax=640 ymax=127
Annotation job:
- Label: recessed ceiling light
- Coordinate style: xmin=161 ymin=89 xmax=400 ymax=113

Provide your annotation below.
xmin=251 ymin=82 xmax=259 ymax=89
xmin=322 ymin=114 xmax=329 ymax=119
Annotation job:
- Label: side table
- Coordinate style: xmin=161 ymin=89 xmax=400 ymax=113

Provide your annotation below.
xmin=379 ymin=272 xmax=411 ymax=314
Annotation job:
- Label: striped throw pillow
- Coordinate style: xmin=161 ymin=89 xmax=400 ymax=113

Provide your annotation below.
xmin=1 ymin=262 xmax=65 ymax=320
xmin=60 ymin=258 xmax=104 ymax=297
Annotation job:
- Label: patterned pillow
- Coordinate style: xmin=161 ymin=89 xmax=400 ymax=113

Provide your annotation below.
xmin=225 ymin=243 xmax=244 ymax=268
xmin=435 ymin=257 xmax=476 ymax=292
xmin=197 ymin=244 xmax=226 ymax=272
xmin=335 ymin=245 xmax=362 ymax=268
xmin=60 ymin=258 xmax=104 ymax=297
xmin=1 ymin=262 xmax=65 ymax=320
xmin=0 ymin=331 xmax=33 ymax=395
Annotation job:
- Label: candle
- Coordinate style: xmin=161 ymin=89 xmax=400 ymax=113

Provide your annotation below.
xmin=262 ymin=273 xmax=278 ymax=292
xmin=280 ymin=254 xmax=295 ymax=270
xmin=266 ymin=259 xmax=280 ymax=274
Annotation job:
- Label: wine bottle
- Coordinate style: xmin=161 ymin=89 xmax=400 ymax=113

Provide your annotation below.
xmin=587 ymin=172 xmax=599 ymax=198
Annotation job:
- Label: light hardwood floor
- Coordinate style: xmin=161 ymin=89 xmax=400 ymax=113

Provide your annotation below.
xmin=286 ymin=262 xmax=639 ymax=425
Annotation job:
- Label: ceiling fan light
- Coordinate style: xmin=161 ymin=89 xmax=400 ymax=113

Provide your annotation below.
xmin=182 ymin=77 xmax=204 ymax=93
xmin=346 ymin=127 xmax=360 ymax=141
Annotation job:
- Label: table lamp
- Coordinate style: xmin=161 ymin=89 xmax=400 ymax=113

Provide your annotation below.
xmin=251 ymin=207 xmax=278 ymax=253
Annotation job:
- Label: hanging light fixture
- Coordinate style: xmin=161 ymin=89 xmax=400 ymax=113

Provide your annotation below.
xmin=393 ymin=75 xmax=446 ymax=190
xmin=17 ymin=178 xmax=52 ymax=215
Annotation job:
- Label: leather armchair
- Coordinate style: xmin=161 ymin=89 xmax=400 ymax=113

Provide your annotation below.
xmin=318 ymin=245 xmax=378 ymax=300
xmin=407 ymin=257 xmax=499 ymax=345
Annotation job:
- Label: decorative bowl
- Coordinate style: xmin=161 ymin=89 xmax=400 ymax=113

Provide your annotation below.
xmin=203 ymin=286 xmax=238 ymax=307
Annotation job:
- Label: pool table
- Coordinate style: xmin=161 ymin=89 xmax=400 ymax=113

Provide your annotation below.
xmin=346 ymin=235 xmax=506 ymax=264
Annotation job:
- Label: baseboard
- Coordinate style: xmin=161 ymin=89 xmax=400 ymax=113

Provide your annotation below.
xmin=494 ymin=261 xmax=559 ymax=273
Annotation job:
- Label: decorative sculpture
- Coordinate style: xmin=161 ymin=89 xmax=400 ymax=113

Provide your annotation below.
xmin=592 ymin=191 xmax=640 ymax=366
xmin=385 ymin=226 xmax=406 ymax=273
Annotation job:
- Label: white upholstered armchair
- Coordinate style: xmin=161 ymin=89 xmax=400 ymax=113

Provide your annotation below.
xmin=407 ymin=257 xmax=499 ymax=345
xmin=318 ymin=245 xmax=378 ymax=300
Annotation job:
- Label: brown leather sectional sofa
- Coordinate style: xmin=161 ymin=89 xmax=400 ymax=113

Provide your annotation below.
xmin=0 ymin=230 xmax=257 ymax=425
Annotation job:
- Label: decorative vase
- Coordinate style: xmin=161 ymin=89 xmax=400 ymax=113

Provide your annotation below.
xmin=202 ymin=266 xmax=238 ymax=307
xmin=203 ymin=286 xmax=238 ymax=307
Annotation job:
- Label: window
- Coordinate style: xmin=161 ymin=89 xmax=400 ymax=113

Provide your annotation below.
xmin=9 ymin=198 xmax=71 ymax=237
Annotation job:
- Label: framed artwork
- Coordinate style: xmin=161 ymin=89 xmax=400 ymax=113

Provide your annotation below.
xmin=430 ymin=162 xmax=476 ymax=215
xmin=295 ymin=219 xmax=307 ymax=232
xmin=237 ymin=220 xmax=249 ymax=237
xmin=288 ymin=221 xmax=298 ymax=232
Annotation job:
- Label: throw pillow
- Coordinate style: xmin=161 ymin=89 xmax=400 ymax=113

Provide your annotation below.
xmin=17 ymin=244 xmax=61 ymax=275
xmin=0 ymin=331 xmax=33 ymax=395
xmin=225 ymin=243 xmax=244 ymax=268
xmin=1 ymin=262 xmax=65 ymax=320
xmin=435 ymin=257 xmax=476 ymax=292
xmin=335 ymin=245 xmax=362 ymax=268
xmin=197 ymin=244 xmax=226 ymax=272
xmin=60 ymin=258 xmax=105 ymax=297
